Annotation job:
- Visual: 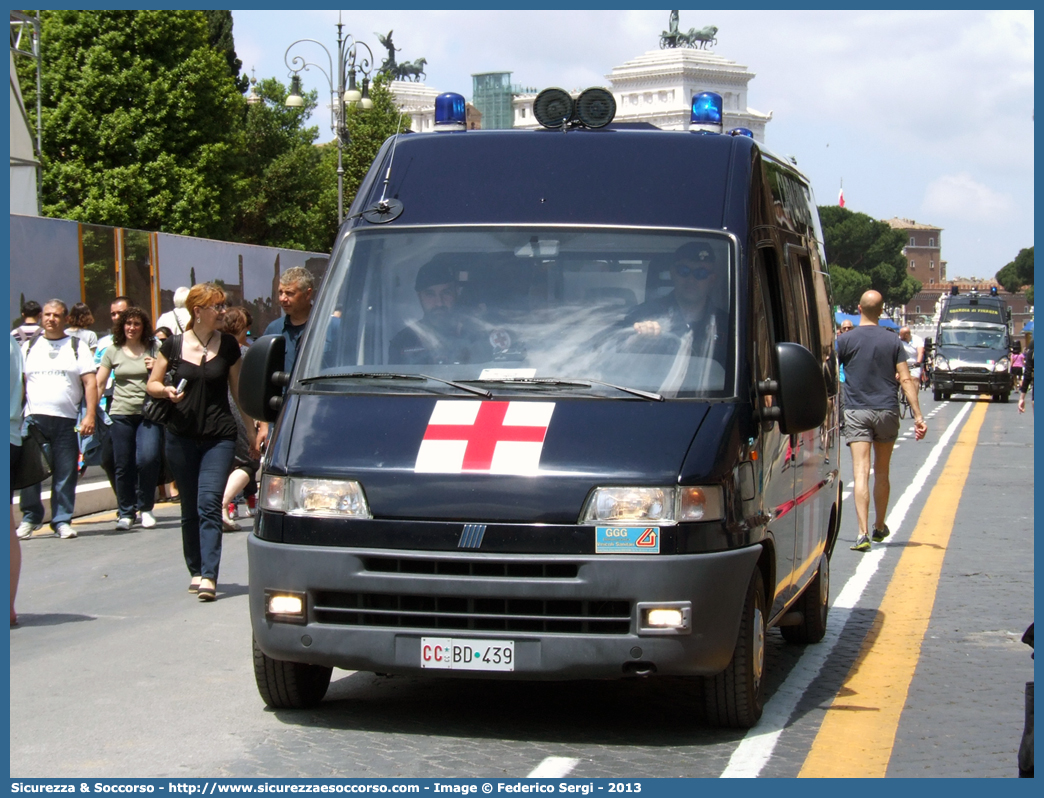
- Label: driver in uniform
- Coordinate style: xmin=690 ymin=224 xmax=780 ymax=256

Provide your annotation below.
xmin=389 ymin=255 xmax=493 ymax=366
xmin=623 ymin=241 xmax=729 ymax=364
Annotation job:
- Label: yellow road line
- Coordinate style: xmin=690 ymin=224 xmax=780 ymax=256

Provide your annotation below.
xmin=799 ymin=402 xmax=989 ymax=778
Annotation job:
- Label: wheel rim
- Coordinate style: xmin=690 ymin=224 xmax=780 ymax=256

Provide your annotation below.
xmin=752 ymin=606 xmax=765 ymax=689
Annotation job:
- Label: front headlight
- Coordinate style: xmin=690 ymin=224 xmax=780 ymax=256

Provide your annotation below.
xmin=259 ymin=475 xmax=372 ymax=518
xmin=579 ymin=486 xmax=723 ymax=525
xmin=934 ymin=355 xmax=950 ymax=372
xmin=995 ymin=357 xmax=1010 ymax=372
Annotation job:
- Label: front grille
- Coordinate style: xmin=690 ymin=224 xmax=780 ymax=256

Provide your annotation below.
xmin=954 ymin=367 xmax=990 ymax=374
xmin=313 ymin=591 xmax=631 ymax=634
xmin=362 ymin=557 xmax=580 ymax=579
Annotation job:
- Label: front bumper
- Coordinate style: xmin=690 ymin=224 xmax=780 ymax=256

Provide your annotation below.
xmin=248 ymin=534 xmax=762 ymax=680
xmin=933 ymin=370 xmax=1009 ymax=394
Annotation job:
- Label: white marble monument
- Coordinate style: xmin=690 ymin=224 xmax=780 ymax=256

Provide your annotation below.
xmin=388 ymin=21 xmax=772 ymax=142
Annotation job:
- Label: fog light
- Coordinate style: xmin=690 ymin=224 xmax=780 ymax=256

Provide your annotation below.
xmin=265 ymin=590 xmax=307 ymax=624
xmin=637 ymin=601 xmax=692 ymax=635
xmin=647 ymin=608 xmax=684 ymax=627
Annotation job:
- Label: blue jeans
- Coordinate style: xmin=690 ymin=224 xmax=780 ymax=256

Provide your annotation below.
xmin=165 ymin=433 xmax=235 ymax=581
xmin=19 ymin=414 xmax=80 ymax=529
xmin=108 ymin=414 xmax=162 ymax=518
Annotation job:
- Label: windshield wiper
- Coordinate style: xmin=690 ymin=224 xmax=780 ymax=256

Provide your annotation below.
xmin=465 ymin=377 xmax=663 ymax=402
xmin=299 ymin=371 xmax=492 ymax=398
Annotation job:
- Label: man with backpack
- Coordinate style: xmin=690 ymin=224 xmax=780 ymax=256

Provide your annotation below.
xmin=10 ymin=300 xmax=42 ymax=344
xmin=16 ymin=300 xmax=98 ymax=540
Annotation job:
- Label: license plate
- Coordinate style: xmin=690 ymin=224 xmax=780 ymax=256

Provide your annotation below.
xmin=420 ymin=637 xmax=515 ymax=671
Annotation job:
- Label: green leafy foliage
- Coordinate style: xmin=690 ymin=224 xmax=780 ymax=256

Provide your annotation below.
xmin=25 ymin=10 xmax=246 ymax=240
xmin=818 ymin=205 xmax=921 ymax=312
xmin=205 ymin=10 xmax=248 ymax=94
xmin=18 ymin=12 xmax=413 ymax=254
xmin=996 ymin=246 xmax=1033 ymax=305
xmin=229 ymin=77 xmax=334 ymax=251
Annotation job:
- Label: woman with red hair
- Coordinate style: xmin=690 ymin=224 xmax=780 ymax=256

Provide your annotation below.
xmin=146 ymin=283 xmax=252 ymax=601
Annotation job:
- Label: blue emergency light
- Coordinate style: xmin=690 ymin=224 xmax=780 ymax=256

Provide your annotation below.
xmin=728 ymin=127 xmax=754 ymax=138
xmin=691 ymin=92 xmax=723 ymax=133
xmin=434 ymin=92 xmax=467 ymax=130
xmin=990 ymin=285 xmax=998 ymax=296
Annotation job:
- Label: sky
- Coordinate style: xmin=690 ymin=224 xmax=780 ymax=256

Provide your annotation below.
xmin=232 ymin=9 xmax=1034 ymax=282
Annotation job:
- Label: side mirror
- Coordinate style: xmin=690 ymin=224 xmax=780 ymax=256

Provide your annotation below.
xmin=775 ymin=342 xmax=828 ymax=434
xmin=923 ymin=337 xmax=934 ymax=355
xmin=240 ymin=335 xmax=287 ymax=422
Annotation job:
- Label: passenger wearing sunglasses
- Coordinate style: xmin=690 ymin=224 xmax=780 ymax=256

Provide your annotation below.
xmin=623 ymin=241 xmax=728 ymax=363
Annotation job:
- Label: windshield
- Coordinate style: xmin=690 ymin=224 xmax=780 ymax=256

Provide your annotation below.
xmin=939 ymin=327 xmax=1007 ymax=349
xmin=296 ymin=227 xmax=735 ymax=399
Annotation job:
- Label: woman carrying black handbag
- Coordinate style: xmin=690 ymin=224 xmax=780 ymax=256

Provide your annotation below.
xmin=146 ymin=283 xmax=251 ymax=602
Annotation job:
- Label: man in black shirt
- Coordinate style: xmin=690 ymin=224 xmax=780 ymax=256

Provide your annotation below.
xmin=836 ymin=290 xmax=927 ymax=552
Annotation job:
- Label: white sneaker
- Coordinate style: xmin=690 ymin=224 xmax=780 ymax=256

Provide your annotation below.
xmin=55 ymin=523 xmax=77 ymax=539
xmin=15 ymin=520 xmax=41 ymax=540
xmin=140 ymin=511 xmax=156 ymax=529
xmin=115 ymin=516 xmax=133 ymax=531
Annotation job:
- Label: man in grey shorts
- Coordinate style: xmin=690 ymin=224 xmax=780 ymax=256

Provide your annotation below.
xmin=836 ymin=290 xmax=927 ymax=552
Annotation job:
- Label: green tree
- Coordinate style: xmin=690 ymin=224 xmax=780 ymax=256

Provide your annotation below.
xmin=996 ymin=246 xmax=1033 ymax=306
xmin=230 ymin=77 xmax=335 ymax=251
xmin=204 ymin=10 xmax=248 ymax=94
xmin=22 ymin=10 xmax=245 ymax=240
xmin=818 ymin=206 xmax=921 ymax=312
xmin=242 ymin=71 xmax=412 ymax=254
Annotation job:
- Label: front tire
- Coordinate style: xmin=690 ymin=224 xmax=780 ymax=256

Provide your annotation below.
xmin=253 ymin=635 xmax=332 ymax=709
xmin=781 ymin=556 xmax=829 ymax=644
xmin=702 ymin=568 xmax=767 ymax=728
xmin=933 ymin=388 xmax=943 ymax=402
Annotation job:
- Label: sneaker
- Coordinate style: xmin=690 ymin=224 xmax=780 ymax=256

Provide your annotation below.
xmin=15 ymin=520 xmax=41 ymax=540
xmin=850 ymin=534 xmax=871 ymax=552
xmin=115 ymin=516 xmax=133 ymax=531
xmin=140 ymin=511 xmax=156 ymax=529
xmin=245 ymin=495 xmax=257 ymax=515
xmin=872 ymin=524 xmax=891 ymax=543
xmin=55 ymin=522 xmax=77 ymax=539
xmin=227 ymin=502 xmax=238 ymax=520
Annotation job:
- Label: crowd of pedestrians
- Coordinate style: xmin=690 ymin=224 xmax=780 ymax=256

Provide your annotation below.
xmin=9 ymin=279 xmax=313 ymax=610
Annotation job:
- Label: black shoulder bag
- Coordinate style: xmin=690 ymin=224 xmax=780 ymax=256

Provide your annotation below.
xmin=142 ymin=335 xmax=182 ymax=426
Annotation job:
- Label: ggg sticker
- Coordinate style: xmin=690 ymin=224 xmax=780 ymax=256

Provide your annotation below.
xmin=595 ymin=526 xmax=660 ymax=554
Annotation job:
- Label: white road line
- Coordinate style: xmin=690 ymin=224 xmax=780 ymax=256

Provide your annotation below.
xmin=14 ymin=480 xmax=112 ymax=505
xmin=527 ymin=757 xmax=579 ymax=778
xmin=720 ymin=401 xmax=973 ymax=778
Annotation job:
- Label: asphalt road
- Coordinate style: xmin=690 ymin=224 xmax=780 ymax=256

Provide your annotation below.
xmin=9 ymin=394 xmax=1034 ymax=778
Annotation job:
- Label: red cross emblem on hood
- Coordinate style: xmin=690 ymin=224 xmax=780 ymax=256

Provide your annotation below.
xmin=415 ymin=401 xmax=555 ymax=475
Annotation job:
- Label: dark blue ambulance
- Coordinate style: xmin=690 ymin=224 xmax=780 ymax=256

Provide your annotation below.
xmin=241 ymin=89 xmax=841 ymax=728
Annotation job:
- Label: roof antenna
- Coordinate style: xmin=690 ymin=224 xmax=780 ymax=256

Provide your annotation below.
xmin=362 ymin=111 xmax=407 ymax=224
